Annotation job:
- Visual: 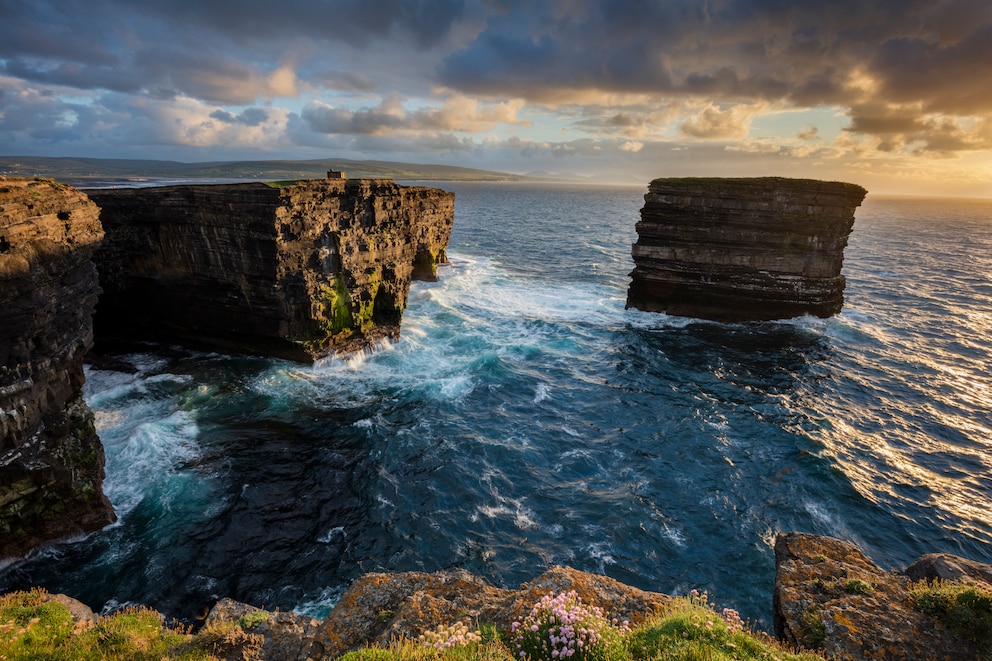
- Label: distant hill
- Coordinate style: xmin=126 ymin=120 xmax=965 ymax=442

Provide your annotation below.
xmin=0 ymin=156 xmax=537 ymax=185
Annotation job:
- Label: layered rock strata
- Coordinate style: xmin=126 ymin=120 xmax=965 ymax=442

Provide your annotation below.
xmin=0 ymin=178 xmax=115 ymax=561
xmin=88 ymin=179 xmax=454 ymax=362
xmin=626 ymin=177 xmax=867 ymax=321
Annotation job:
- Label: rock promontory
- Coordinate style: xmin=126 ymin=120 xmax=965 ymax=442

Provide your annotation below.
xmin=774 ymin=532 xmax=986 ymax=660
xmin=626 ymin=177 xmax=867 ymax=321
xmin=0 ymin=179 xmax=115 ymax=561
xmin=88 ymin=179 xmax=454 ymax=362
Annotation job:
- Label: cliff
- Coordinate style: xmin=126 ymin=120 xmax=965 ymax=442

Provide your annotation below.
xmin=87 ymin=179 xmax=454 ymax=362
xmin=0 ymin=178 xmax=115 ymax=561
xmin=626 ymin=177 xmax=867 ymax=321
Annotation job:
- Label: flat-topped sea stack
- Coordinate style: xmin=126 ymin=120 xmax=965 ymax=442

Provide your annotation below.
xmin=88 ymin=179 xmax=454 ymax=362
xmin=0 ymin=179 xmax=116 ymax=560
xmin=626 ymin=177 xmax=867 ymax=321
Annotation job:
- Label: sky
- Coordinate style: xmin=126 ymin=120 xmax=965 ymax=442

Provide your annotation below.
xmin=2 ymin=0 xmax=992 ymax=196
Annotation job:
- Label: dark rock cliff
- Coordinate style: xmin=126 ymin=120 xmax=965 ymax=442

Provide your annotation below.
xmin=88 ymin=179 xmax=454 ymax=362
xmin=626 ymin=177 xmax=867 ymax=321
xmin=0 ymin=179 xmax=115 ymax=561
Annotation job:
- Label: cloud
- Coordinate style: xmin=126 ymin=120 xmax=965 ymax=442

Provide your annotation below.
xmin=313 ymin=69 xmax=377 ymax=92
xmin=437 ymin=0 xmax=992 ymax=115
xmin=679 ymin=103 xmax=762 ymax=140
xmin=0 ymin=0 xmax=466 ymax=104
xmin=618 ymin=140 xmax=643 ymax=152
xmin=210 ymin=107 xmax=270 ymax=126
xmin=302 ymin=93 xmax=526 ymax=135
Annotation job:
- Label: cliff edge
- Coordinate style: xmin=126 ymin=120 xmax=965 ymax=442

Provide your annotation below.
xmin=0 ymin=178 xmax=115 ymax=561
xmin=626 ymin=177 xmax=867 ymax=321
xmin=88 ymin=179 xmax=454 ymax=362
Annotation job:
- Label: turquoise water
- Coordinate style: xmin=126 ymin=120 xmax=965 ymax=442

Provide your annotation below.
xmin=3 ymin=184 xmax=991 ymax=630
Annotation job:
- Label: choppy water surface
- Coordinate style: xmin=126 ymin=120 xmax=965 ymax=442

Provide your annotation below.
xmin=3 ymin=185 xmax=990 ymax=630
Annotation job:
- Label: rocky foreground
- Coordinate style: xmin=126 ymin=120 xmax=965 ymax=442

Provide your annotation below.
xmin=627 ymin=177 xmax=868 ymax=321
xmin=17 ymin=533 xmax=987 ymax=660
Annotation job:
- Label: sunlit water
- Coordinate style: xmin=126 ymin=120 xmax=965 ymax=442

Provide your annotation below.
xmin=2 ymin=185 xmax=990 ymax=630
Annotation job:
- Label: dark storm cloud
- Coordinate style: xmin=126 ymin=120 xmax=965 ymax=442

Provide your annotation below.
xmin=121 ymin=0 xmax=466 ymax=49
xmin=0 ymin=0 xmax=465 ymax=101
xmin=437 ymin=0 xmax=992 ymax=116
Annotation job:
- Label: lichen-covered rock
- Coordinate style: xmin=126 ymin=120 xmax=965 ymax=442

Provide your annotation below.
xmin=88 ymin=179 xmax=454 ymax=362
xmin=627 ymin=177 xmax=867 ymax=321
xmin=0 ymin=178 xmax=115 ymax=561
xmin=200 ymin=566 xmax=673 ymax=660
xmin=206 ymin=597 xmax=324 ymax=661
xmin=317 ymin=565 xmax=672 ymax=658
xmin=773 ymin=532 xmax=981 ymax=660
xmin=904 ymin=553 xmax=992 ymax=590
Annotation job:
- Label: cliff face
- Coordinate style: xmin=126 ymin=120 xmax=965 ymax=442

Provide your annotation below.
xmin=88 ymin=179 xmax=454 ymax=362
xmin=626 ymin=177 xmax=867 ymax=321
xmin=0 ymin=179 xmax=115 ymax=560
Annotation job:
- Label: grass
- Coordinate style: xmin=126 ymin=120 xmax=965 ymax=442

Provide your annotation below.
xmin=339 ymin=595 xmax=824 ymax=661
xmin=0 ymin=589 xmax=198 ymax=660
xmin=1 ymin=589 xmax=825 ymax=661
xmin=910 ymin=579 xmax=992 ymax=655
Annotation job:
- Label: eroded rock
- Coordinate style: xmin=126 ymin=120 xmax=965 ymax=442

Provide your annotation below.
xmin=627 ymin=177 xmax=867 ymax=321
xmin=202 ymin=566 xmax=673 ymax=660
xmin=0 ymin=178 xmax=115 ymax=561
xmin=773 ymin=532 xmax=982 ymax=660
xmin=88 ymin=179 xmax=454 ymax=362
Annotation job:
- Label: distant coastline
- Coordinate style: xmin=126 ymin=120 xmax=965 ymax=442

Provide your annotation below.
xmin=0 ymin=156 xmax=646 ymax=187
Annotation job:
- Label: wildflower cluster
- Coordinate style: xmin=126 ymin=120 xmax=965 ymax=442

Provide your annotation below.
xmin=511 ymin=591 xmax=629 ymax=661
xmin=720 ymin=608 xmax=743 ymax=634
xmin=417 ymin=620 xmax=482 ymax=650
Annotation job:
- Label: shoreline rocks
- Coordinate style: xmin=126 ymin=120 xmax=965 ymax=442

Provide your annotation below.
xmin=627 ymin=177 xmax=867 ymax=321
xmin=773 ymin=532 xmax=985 ymax=660
xmin=0 ymin=179 xmax=115 ymax=561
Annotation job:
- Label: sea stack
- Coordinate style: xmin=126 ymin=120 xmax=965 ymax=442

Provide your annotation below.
xmin=0 ymin=179 xmax=116 ymax=560
xmin=88 ymin=179 xmax=454 ymax=362
xmin=626 ymin=177 xmax=867 ymax=321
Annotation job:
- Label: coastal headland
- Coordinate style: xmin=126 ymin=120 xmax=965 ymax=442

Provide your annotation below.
xmin=3 ymin=176 xmax=990 ymax=660
xmin=88 ymin=179 xmax=454 ymax=362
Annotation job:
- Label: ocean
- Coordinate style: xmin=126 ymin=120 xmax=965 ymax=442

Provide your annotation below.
xmin=2 ymin=183 xmax=990 ymax=631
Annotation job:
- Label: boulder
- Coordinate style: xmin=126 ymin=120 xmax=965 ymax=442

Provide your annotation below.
xmin=203 ymin=565 xmax=673 ymax=661
xmin=773 ymin=532 xmax=982 ymax=660
xmin=904 ymin=553 xmax=992 ymax=590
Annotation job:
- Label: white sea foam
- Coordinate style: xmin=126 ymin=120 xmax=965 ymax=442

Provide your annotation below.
xmin=293 ymin=586 xmax=344 ymax=619
xmin=534 ymin=383 xmax=551 ymax=403
xmin=317 ymin=526 xmax=347 ymax=543
xmin=103 ymin=410 xmax=202 ymax=515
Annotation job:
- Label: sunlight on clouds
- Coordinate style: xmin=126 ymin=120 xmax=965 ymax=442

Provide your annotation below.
xmin=302 ymin=94 xmax=527 ymax=136
xmin=618 ymin=140 xmax=644 ymax=152
xmin=679 ymin=102 xmax=766 ymax=140
xmin=127 ymin=96 xmax=293 ymax=149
